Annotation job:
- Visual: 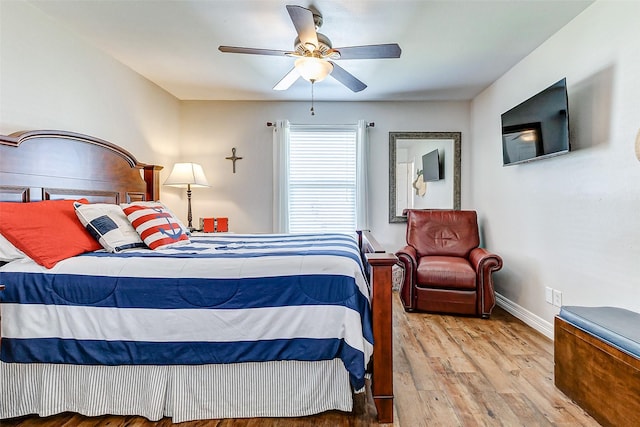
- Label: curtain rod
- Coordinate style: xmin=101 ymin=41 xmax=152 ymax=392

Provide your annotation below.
xmin=266 ymin=122 xmax=375 ymax=128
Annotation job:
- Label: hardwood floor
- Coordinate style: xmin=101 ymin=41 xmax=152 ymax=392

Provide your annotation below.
xmin=2 ymin=293 xmax=599 ymax=426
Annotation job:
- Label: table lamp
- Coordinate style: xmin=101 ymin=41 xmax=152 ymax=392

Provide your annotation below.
xmin=163 ymin=162 xmax=209 ymax=231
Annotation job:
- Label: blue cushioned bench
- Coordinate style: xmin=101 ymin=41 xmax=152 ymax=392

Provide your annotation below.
xmin=555 ymin=306 xmax=640 ymax=427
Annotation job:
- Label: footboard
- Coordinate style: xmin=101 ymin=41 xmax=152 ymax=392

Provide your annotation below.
xmin=358 ymin=231 xmax=398 ymax=423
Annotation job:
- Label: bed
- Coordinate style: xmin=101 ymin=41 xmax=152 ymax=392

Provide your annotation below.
xmin=0 ymin=130 xmax=397 ymax=423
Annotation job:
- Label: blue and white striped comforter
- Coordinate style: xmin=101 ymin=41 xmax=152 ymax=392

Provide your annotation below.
xmin=0 ymin=233 xmax=373 ymax=389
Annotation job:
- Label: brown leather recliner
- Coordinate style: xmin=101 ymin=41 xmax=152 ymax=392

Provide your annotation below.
xmin=396 ymin=209 xmax=503 ymax=318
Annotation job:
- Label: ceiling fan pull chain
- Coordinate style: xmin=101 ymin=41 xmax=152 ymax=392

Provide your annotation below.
xmin=310 ymin=79 xmax=316 ymax=116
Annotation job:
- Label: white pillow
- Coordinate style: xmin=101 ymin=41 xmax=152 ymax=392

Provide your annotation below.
xmin=121 ymin=202 xmax=190 ymax=250
xmin=74 ymin=202 xmax=146 ymax=252
xmin=0 ymin=232 xmax=26 ymax=262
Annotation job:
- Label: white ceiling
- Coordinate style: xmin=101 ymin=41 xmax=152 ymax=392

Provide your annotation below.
xmin=28 ymin=0 xmax=593 ymax=102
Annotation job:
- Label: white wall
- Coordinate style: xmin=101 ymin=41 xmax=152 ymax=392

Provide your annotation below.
xmin=0 ymin=1 xmax=181 ymax=177
xmin=470 ymin=0 xmax=640 ymax=330
xmin=179 ymin=100 xmax=470 ymax=250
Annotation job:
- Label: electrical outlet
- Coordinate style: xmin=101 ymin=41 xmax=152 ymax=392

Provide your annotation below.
xmin=553 ymin=289 xmax=562 ymax=307
xmin=545 ymin=287 xmax=553 ymax=304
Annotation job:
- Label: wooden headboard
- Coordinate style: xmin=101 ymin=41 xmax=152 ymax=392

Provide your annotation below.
xmin=0 ymin=130 xmax=162 ymax=203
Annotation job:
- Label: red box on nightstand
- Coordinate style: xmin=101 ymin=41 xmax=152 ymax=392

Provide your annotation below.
xmin=201 ymin=217 xmax=228 ymax=233
xmin=215 ymin=218 xmax=228 ymax=232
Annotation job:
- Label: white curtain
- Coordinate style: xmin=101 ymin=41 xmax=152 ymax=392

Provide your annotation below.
xmin=356 ymin=119 xmax=369 ymax=230
xmin=272 ymin=120 xmax=290 ymax=233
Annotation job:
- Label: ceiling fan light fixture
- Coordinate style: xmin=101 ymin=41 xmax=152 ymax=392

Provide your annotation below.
xmin=219 ymin=5 xmax=400 ymax=94
xmin=295 ymin=57 xmax=333 ymax=83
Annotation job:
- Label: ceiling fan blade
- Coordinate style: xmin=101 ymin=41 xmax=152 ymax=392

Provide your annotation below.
xmin=329 ymin=62 xmax=366 ymax=93
xmin=218 ymin=46 xmax=291 ymax=56
xmin=273 ymin=67 xmax=300 ymax=91
xmin=332 ymin=43 xmax=402 ymax=60
xmin=286 ymin=5 xmax=319 ymax=50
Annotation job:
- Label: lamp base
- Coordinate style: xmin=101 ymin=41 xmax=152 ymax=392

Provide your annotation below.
xmin=186 ymin=185 xmax=193 ymax=231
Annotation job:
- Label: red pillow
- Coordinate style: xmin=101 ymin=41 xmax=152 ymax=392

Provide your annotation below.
xmin=0 ymin=199 xmax=102 ymax=268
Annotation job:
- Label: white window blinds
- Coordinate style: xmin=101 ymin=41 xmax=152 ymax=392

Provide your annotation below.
xmin=288 ymin=125 xmax=358 ymax=234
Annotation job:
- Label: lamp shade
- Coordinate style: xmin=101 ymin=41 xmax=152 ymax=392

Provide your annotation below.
xmin=163 ymin=162 xmax=209 ymax=188
xmin=295 ymin=57 xmax=333 ymax=82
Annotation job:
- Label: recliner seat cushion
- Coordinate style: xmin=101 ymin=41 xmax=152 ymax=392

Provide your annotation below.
xmin=416 ymin=256 xmax=476 ymax=290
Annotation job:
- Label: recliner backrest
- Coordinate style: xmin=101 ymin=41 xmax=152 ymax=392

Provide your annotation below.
xmin=406 ymin=209 xmax=480 ymax=258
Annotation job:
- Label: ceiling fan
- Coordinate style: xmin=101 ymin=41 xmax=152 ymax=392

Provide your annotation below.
xmin=218 ymin=4 xmax=401 ymax=93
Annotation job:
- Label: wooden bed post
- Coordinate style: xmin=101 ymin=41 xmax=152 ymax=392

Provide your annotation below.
xmin=367 ymin=252 xmax=397 ymax=423
xmin=359 ymin=230 xmax=397 ymax=424
xmin=143 ymin=165 xmax=163 ymax=201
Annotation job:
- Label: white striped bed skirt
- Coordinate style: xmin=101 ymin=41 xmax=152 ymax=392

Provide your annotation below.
xmin=0 ymin=359 xmax=354 ymax=422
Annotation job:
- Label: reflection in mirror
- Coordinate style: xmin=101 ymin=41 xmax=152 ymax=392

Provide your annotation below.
xmin=389 ymin=132 xmax=461 ymax=223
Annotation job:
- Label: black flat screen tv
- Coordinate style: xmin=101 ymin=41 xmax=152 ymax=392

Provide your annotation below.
xmin=501 ymin=78 xmax=570 ymax=166
xmin=421 ymin=149 xmax=440 ymax=181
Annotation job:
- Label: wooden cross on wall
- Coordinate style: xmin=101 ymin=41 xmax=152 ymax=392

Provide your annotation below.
xmin=225 ymin=147 xmax=243 ymax=173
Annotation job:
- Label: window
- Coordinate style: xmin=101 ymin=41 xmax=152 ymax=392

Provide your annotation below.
xmin=273 ymin=121 xmax=368 ymax=234
xmin=288 ymin=125 xmax=357 ymax=233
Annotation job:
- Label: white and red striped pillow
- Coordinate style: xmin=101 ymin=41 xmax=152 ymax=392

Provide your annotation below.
xmin=122 ymin=202 xmax=190 ymax=250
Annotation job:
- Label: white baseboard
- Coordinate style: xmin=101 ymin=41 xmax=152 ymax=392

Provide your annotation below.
xmin=495 ymin=292 xmax=554 ymax=340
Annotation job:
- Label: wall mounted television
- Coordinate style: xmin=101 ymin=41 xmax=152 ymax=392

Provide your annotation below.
xmin=421 ymin=149 xmax=441 ymax=181
xmin=501 ymin=78 xmax=570 ymax=166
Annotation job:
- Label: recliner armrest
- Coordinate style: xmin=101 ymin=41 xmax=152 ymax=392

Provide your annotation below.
xmin=469 ymin=247 xmax=503 ymax=274
xmin=396 ymin=245 xmax=418 ymax=277
xmin=396 ymin=245 xmax=417 ymax=265
xmin=470 ymin=247 xmax=503 ymax=317
xmin=395 ymin=245 xmax=418 ymax=310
